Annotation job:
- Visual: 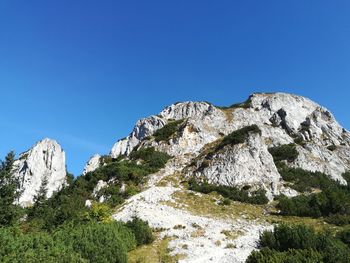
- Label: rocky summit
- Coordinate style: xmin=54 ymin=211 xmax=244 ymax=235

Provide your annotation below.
xmin=12 ymin=138 xmax=67 ymax=207
xmin=86 ymin=92 xmax=350 ymax=198
xmin=80 ymin=92 xmax=350 ymax=262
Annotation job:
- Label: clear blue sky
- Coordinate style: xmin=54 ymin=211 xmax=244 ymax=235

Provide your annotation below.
xmin=1 ymin=0 xmax=349 ymax=175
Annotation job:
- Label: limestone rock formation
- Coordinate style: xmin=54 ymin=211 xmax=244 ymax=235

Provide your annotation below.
xmin=13 ymin=138 xmax=67 ymax=207
xmin=82 ymin=92 xmax=350 ymax=262
xmin=87 ymin=93 xmax=350 ymax=197
xmin=83 ymin=154 xmax=101 ymax=175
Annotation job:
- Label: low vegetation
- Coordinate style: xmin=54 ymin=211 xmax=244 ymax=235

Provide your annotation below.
xmin=268 ymin=143 xmax=298 ymax=163
xmin=0 ymin=151 xmax=158 ymax=262
xmin=153 ymin=119 xmax=184 ymax=142
xmin=268 ymin=143 xmax=350 ymax=226
xmin=276 ymin=162 xmax=335 ymax=192
xmin=188 ymin=178 xmax=268 ymax=205
xmin=216 ymin=96 xmax=253 ymax=110
xmin=246 ymin=224 xmax=350 ymax=263
xmin=129 ymin=147 xmax=171 ymax=170
xmin=216 ymin=125 xmax=261 ymax=150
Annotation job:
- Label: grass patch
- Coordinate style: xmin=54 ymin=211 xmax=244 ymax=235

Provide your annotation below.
xmin=164 ymin=190 xmax=265 ymax=221
xmin=156 ymin=172 xmax=182 ymax=187
xmin=163 ymin=190 xmax=342 ymax=233
xmin=128 ymin=237 xmax=185 ymax=263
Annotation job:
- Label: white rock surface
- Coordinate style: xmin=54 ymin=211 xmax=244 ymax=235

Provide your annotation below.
xmin=190 ymin=133 xmax=281 ymax=199
xmin=106 ymin=93 xmax=350 ymax=193
xmin=13 ymin=138 xmax=67 ymax=207
xmin=83 ymin=154 xmax=101 ymax=175
xmin=111 ymin=102 xmax=229 ymax=158
xmin=114 ymin=160 xmax=271 ymax=263
xmin=108 ymin=93 xmax=350 ymax=262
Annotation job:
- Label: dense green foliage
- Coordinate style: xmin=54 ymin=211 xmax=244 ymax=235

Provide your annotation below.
xmin=0 ymin=220 xmax=151 ymax=263
xmin=189 ymin=178 xmax=268 ymax=205
xmin=54 ymin=222 xmax=136 ymax=263
xmin=274 ymin=164 xmax=350 ymax=222
xmin=276 ymin=162 xmax=335 ymax=192
xmin=0 ymin=152 xmax=23 ymax=226
xmin=216 ymin=125 xmax=261 ymax=150
xmin=277 ymin=186 xmax=350 ymax=219
xmin=126 ymin=217 xmax=154 ymax=246
xmin=129 ymin=147 xmax=171 ymax=169
xmin=337 ymin=228 xmax=350 ymax=247
xmin=268 ymin=144 xmax=298 ymax=163
xmin=247 ymin=248 xmax=322 ymax=263
xmin=246 ymin=224 xmax=350 ymax=263
xmin=153 ymin=119 xmax=184 ymax=142
xmin=0 ymin=227 xmax=85 ymax=262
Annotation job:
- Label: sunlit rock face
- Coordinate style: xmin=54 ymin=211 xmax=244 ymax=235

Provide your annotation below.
xmin=87 ymin=93 xmax=350 ymax=197
xmin=83 ymin=154 xmax=101 ymax=175
xmin=13 ymin=138 xmax=67 ymax=207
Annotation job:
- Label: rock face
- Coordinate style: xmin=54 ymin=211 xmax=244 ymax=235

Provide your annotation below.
xmin=83 ymin=154 xmax=101 ymax=175
xmin=13 ymin=138 xmax=67 ymax=207
xmin=85 ymin=92 xmax=350 ymax=262
xmin=88 ymin=93 xmax=350 ymax=197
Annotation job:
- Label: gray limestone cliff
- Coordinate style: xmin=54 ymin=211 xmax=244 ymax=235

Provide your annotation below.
xmin=84 ymin=93 xmax=350 ymax=198
xmin=13 ymin=138 xmax=67 ymax=207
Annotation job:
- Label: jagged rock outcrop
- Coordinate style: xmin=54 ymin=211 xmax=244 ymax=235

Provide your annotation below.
xmin=110 ymin=102 xmax=229 ymax=158
xmin=83 ymin=154 xmax=101 ymax=175
xmin=86 ymin=93 xmax=350 ymax=197
xmin=188 ymin=132 xmax=281 ymax=199
xmin=13 ymin=138 xmax=67 ymax=207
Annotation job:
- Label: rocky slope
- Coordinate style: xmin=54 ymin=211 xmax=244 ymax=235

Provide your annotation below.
xmin=81 ymin=92 xmax=350 ymax=262
xmin=13 ymin=138 xmax=67 ymax=207
xmin=85 ymin=92 xmax=350 ymax=197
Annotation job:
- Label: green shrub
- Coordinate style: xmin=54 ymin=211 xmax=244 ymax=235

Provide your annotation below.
xmin=260 ymin=224 xmax=318 ymax=251
xmin=247 ymin=248 xmax=323 ymax=263
xmin=219 ymin=198 xmax=231 ymax=206
xmin=216 ymin=125 xmax=261 ymax=150
xmin=293 ymin=136 xmax=305 ymax=146
xmin=327 ymin=145 xmax=337 ymax=151
xmin=153 ymin=119 xmax=184 ymax=142
xmin=217 ymin=96 xmax=253 ymax=110
xmin=0 ymin=227 xmax=85 ymax=263
xmin=275 ymin=162 xmax=335 ymax=192
xmin=247 ymin=224 xmax=350 ymax=263
xmin=268 ymin=144 xmax=299 ymax=163
xmin=125 ymin=217 xmax=154 ymax=246
xmin=326 ymin=214 xmax=350 ymax=226
xmin=188 ymin=178 xmax=268 ymax=205
xmin=277 ymin=186 xmax=350 ymax=218
xmin=83 ymin=202 xmax=112 ymax=223
xmin=337 ymin=228 xmax=350 ymax=247
xmin=54 ymin=222 xmax=136 ymax=263
xmin=130 ymin=147 xmax=171 ymax=170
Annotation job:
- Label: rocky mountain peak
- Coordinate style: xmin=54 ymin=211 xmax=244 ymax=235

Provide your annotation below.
xmin=85 ymin=92 xmax=350 ymax=198
xmin=13 ymin=138 xmax=67 ymax=207
xmin=79 ymin=92 xmax=350 ymax=262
